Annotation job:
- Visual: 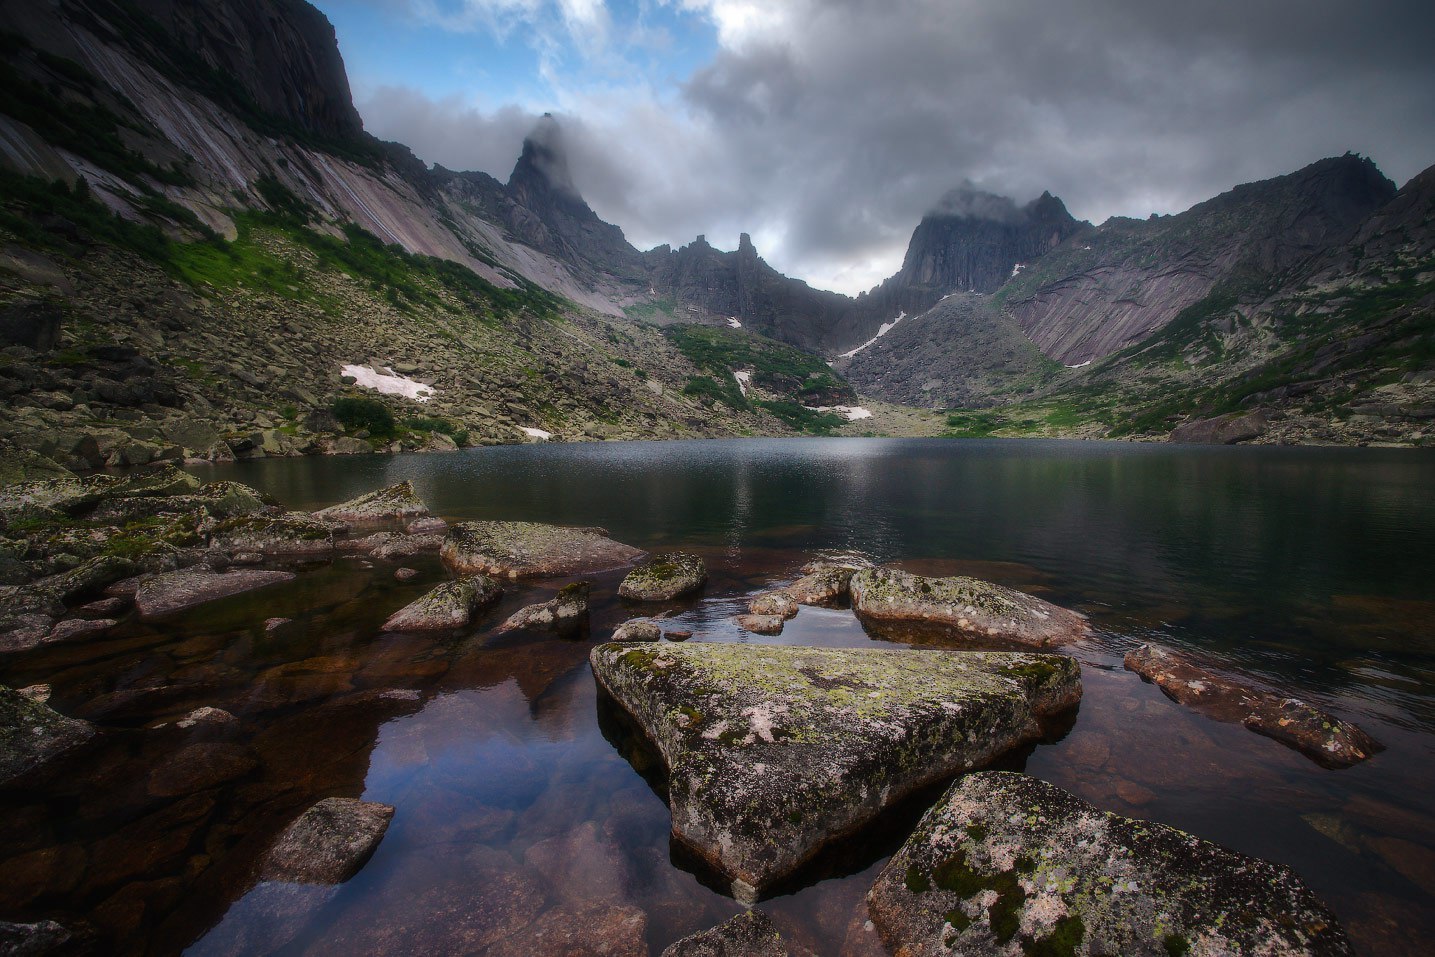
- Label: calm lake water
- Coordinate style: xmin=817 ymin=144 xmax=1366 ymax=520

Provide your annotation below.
xmin=3 ymin=438 xmax=1434 ymax=955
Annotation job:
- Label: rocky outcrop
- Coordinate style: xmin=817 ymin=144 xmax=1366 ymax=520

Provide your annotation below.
xmin=619 ymin=552 xmax=708 ymax=601
xmin=869 ymin=771 xmax=1354 ymax=956
xmin=661 ymin=910 xmax=802 ymax=957
xmin=590 ymin=642 xmax=1081 ymax=900
xmin=381 ymin=576 xmax=502 ymax=631
xmin=314 ymin=480 xmax=431 ymax=523
xmin=210 ymin=514 xmax=341 ymax=556
xmin=262 ymin=797 xmax=395 ymax=884
xmin=1169 ymin=411 xmax=1269 ymax=444
xmin=134 ymin=568 xmax=296 ymax=619
xmin=1125 ymin=643 xmax=1383 ymax=768
xmin=850 ymin=567 xmax=1089 ymax=647
xmin=1 ymin=684 xmax=93 ymax=786
xmin=441 ymin=521 xmax=644 ymax=579
xmin=497 ymin=581 xmax=590 ymax=635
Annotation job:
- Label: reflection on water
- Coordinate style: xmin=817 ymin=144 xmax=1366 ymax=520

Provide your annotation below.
xmin=1 ymin=439 xmax=1432 ymax=955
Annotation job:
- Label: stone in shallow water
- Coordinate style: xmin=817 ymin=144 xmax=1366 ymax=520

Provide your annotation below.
xmin=134 ymin=568 xmax=295 ymax=619
xmin=590 ymin=642 xmax=1081 ymax=900
xmin=748 ymin=592 xmax=799 ymax=619
xmin=382 ymin=576 xmax=503 ymax=631
xmin=661 ymin=910 xmax=800 ymax=957
xmin=481 ymin=901 xmax=649 ymax=957
xmin=0 ymin=684 xmax=94 ymax=785
xmin=313 ymin=480 xmax=431 ymax=523
xmin=619 ymin=552 xmax=708 ymax=601
xmin=0 ymin=919 xmax=73 ymax=955
xmin=612 ymin=619 xmax=663 ymax=642
xmin=735 ymin=614 xmax=785 ymax=635
xmin=850 ymin=567 xmax=1089 ymax=647
xmin=497 ymin=581 xmax=590 ymax=636
xmin=442 ymin=521 xmax=645 ymax=579
xmin=869 ymin=771 xmax=1354 ymax=957
xmin=209 ymin=514 xmax=341 ymax=556
xmin=1125 ymin=643 xmax=1383 ymax=768
xmin=261 ymin=797 xmax=395 ymax=884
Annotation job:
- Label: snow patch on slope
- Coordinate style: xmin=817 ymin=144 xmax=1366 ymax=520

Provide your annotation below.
xmin=341 ymin=364 xmax=435 ymax=402
xmin=839 ymin=312 xmax=907 ymax=360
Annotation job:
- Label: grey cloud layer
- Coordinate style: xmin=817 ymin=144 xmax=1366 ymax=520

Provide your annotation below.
xmin=352 ymin=0 xmax=1435 ymax=293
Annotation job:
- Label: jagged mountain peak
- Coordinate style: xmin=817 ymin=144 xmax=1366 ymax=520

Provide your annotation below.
xmin=509 ymin=113 xmax=580 ymax=200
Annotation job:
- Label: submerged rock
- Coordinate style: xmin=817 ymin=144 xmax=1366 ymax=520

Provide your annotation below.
xmin=442 ymin=521 xmax=644 ymax=579
xmin=134 ymin=568 xmax=296 ymax=619
xmin=590 ymin=642 xmax=1081 ymax=900
xmin=612 ymin=619 xmax=663 ymax=642
xmin=0 ymin=919 xmax=73 ymax=955
xmin=210 ymin=514 xmax=342 ymax=556
xmin=1 ymin=684 xmax=94 ymax=786
xmin=497 ymin=581 xmax=590 ymax=636
xmin=618 ymin=552 xmax=708 ymax=601
xmin=261 ymin=797 xmax=396 ymax=884
xmin=869 ymin=771 xmax=1353 ymax=956
xmin=850 ymin=567 xmax=1089 ymax=647
xmin=661 ymin=910 xmax=800 ymax=957
xmin=313 ymin=481 xmax=431 ymax=524
xmin=382 ymin=576 xmax=503 ymax=631
xmin=1125 ymin=643 xmax=1383 ymax=768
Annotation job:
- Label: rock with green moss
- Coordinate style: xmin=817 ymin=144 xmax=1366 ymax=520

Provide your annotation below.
xmin=0 ymin=441 xmax=72 ymax=489
xmin=590 ymin=642 xmax=1081 ymax=901
xmin=442 ymin=521 xmax=644 ymax=579
xmin=1125 ymin=643 xmax=1383 ymax=768
xmin=313 ymin=480 xmax=431 ymax=524
xmin=869 ymin=771 xmax=1353 ymax=957
xmin=850 ymin=567 xmax=1089 ymax=647
xmin=210 ymin=513 xmax=342 ymax=556
xmin=497 ymin=581 xmax=590 ymax=636
xmin=612 ymin=619 xmax=663 ymax=642
xmin=382 ymin=575 xmax=502 ymax=631
xmin=134 ymin=567 xmax=296 ymax=619
xmin=660 ymin=910 xmax=805 ymax=957
xmin=619 ymin=552 xmax=708 ymax=600
xmin=1 ymin=684 xmax=94 ymax=786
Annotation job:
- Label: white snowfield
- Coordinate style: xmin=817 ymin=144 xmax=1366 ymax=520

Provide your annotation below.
xmin=340 ymin=364 xmax=435 ymax=402
xmin=727 ymin=317 xmax=743 ymax=328
xmin=804 ymin=405 xmax=873 ymax=421
xmin=838 ymin=311 xmax=906 ymax=360
xmin=1065 ymin=359 xmax=1093 ymax=369
xmin=733 ymin=370 xmax=752 ymax=396
xmin=518 ymin=426 xmax=552 ymax=440
xmin=1010 ymin=262 xmax=1026 ymax=278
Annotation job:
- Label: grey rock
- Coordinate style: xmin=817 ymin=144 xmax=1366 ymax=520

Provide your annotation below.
xmin=1 ymin=684 xmax=94 ymax=786
xmin=314 ymin=480 xmax=431 ymax=523
xmin=735 ymin=613 xmax=785 ymax=635
xmin=611 ymin=619 xmax=663 ymax=642
xmin=661 ymin=910 xmax=798 ymax=957
xmin=382 ymin=576 xmax=503 ymax=631
xmin=0 ymin=919 xmax=73 ymax=956
xmin=497 ymin=581 xmax=589 ymax=635
xmin=618 ymin=551 xmax=708 ymax=601
xmin=262 ymin=797 xmax=396 ymax=884
xmin=134 ymin=568 xmax=296 ymax=619
xmin=442 ymin=521 xmax=644 ymax=579
xmin=1169 ymin=411 xmax=1269 ymax=444
xmin=210 ymin=514 xmax=341 ymax=555
xmin=748 ymin=592 xmax=799 ymax=619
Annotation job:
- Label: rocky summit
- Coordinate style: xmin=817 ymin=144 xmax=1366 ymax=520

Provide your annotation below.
xmin=869 ymin=771 xmax=1354 ymax=956
xmin=589 ymin=642 xmax=1081 ymax=900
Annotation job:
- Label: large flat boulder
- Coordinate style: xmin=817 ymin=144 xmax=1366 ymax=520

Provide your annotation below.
xmin=313 ymin=480 xmax=431 ymax=524
xmin=869 ymin=771 xmax=1353 ymax=956
xmin=1 ymin=684 xmax=94 ymax=786
xmin=1125 ymin=643 xmax=1383 ymax=768
xmin=135 ymin=568 xmax=296 ymax=619
xmin=590 ymin=642 xmax=1080 ymax=901
xmin=210 ymin=514 xmax=342 ymax=556
xmin=261 ymin=797 xmax=395 ymax=884
xmin=850 ymin=567 xmax=1089 ymax=647
xmin=382 ymin=576 xmax=502 ymax=631
xmin=442 ymin=521 xmax=644 ymax=579
xmin=618 ymin=552 xmax=707 ymax=601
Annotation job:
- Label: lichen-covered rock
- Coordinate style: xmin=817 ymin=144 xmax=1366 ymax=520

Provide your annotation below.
xmin=372 ymin=533 xmax=445 ymax=561
xmin=869 ymin=771 xmax=1354 ymax=957
xmin=497 ymin=581 xmax=590 ymax=635
xmin=261 ymin=797 xmax=395 ymax=884
xmin=1125 ymin=643 xmax=1383 ymax=768
xmin=442 ymin=521 xmax=644 ymax=579
xmin=313 ymin=480 xmax=431 ymax=524
xmin=618 ymin=552 xmax=708 ymax=601
xmin=134 ymin=567 xmax=296 ymax=619
xmin=1 ymin=684 xmax=94 ymax=786
xmin=590 ymin=642 xmax=1081 ymax=900
xmin=783 ymin=563 xmax=860 ymax=606
xmin=735 ymin=614 xmax=786 ymax=635
xmin=210 ymin=513 xmax=342 ymax=555
xmin=850 ymin=567 xmax=1089 ymax=647
xmin=748 ymin=592 xmax=799 ymax=619
xmin=0 ymin=919 xmax=73 ymax=955
xmin=661 ymin=910 xmax=800 ymax=957
xmin=382 ymin=576 xmax=503 ymax=631
xmin=612 ymin=619 xmax=663 ymax=642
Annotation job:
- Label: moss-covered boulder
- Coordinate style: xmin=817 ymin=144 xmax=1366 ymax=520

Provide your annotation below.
xmin=313 ymin=480 xmax=431 ymax=524
xmin=661 ymin=910 xmax=802 ymax=957
xmin=618 ymin=551 xmax=708 ymax=601
xmin=381 ymin=575 xmax=502 ymax=631
xmin=850 ymin=567 xmax=1089 ymax=647
xmin=210 ymin=513 xmax=341 ymax=556
xmin=612 ymin=619 xmax=663 ymax=642
xmin=590 ymin=642 xmax=1081 ymax=901
xmin=261 ymin=797 xmax=395 ymax=884
xmin=869 ymin=771 xmax=1354 ymax=956
xmin=1125 ymin=643 xmax=1383 ymax=768
xmin=134 ymin=567 xmax=296 ymax=619
xmin=442 ymin=521 xmax=644 ymax=579
xmin=1 ymin=684 xmax=94 ymax=786
xmin=497 ymin=581 xmax=590 ymax=636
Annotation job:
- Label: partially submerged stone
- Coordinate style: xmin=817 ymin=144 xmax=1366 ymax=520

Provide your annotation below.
xmin=382 ymin=576 xmax=502 ymax=631
xmin=262 ymin=797 xmax=396 ymax=884
xmin=661 ymin=910 xmax=802 ymax=957
xmin=735 ymin=614 xmax=786 ymax=635
xmin=210 ymin=514 xmax=341 ymax=556
xmin=850 ymin=567 xmax=1089 ymax=647
xmin=869 ymin=771 xmax=1353 ymax=957
xmin=313 ymin=480 xmax=431 ymax=524
xmin=1125 ymin=643 xmax=1383 ymax=768
xmin=134 ymin=568 xmax=296 ymax=619
xmin=748 ymin=592 xmax=799 ymax=619
xmin=441 ymin=521 xmax=644 ymax=579
xmin=1 ymin=684 xmax=94 ymax=786
xmin=618 ymin=551 xmax=708 ymax=601
xmin=590 ymin=642 xmax=1081 ymax=900
xmin=497 ymin=581 xmax=590 ymax=636
xmin=0 ymin=919 xmax=73 ymax=956
xmin=612 ymin=619 xmax=663 ymax=642
xmin=783 ymin=563 xmax=860 ymax=606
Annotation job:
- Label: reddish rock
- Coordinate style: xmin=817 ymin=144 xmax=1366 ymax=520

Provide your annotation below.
xmin=735 ymin=614 xmax=785 ymax=635
xmin=261 ymin=798 xmax=395 ymax=884
xmin=661 ymin=910 xmax=801 ymax=957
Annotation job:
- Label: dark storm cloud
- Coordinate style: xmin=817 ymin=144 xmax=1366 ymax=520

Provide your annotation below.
xmin=353 ymin=0 xmax=1435 ymax=293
